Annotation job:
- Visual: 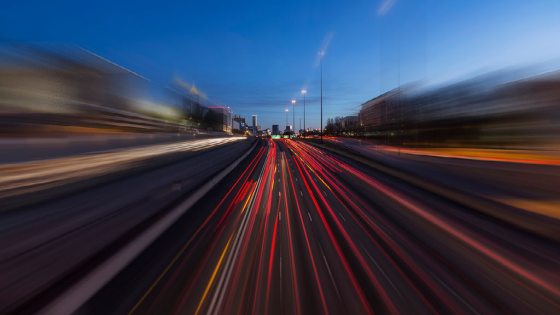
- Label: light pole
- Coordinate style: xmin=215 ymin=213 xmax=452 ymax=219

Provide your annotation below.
xmin=291 ymin=100 xmax=295 ymax=138
xmin=302 ymin=90 xmax=306 ymax=138
xmin=319 ymin=51 xmax=324 ymax=143
xmin=285 ymin=109 xmax=288 ymax=127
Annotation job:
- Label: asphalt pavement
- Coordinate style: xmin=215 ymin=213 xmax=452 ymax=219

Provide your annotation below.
xmin=70 ymin=139 xmax=560 ymax=315
xmin=0 ymin=138 xmax=253 ymax=314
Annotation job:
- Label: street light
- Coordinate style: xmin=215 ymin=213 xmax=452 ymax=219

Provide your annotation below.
xmin=292 ymin=100 xmax=295 ymax=138
xmin=285 ymin=109 xmax=288 ymax=127
xmin=319 ymin=50 xmax=324 ymax=143
xmin=302 ymin=90 xmax=306 ymax=138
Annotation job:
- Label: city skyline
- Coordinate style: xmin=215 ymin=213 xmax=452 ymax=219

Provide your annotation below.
xmin=2 ymin=0 xmax=560 ymax=129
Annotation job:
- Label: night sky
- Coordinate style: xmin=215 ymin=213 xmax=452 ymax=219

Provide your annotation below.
xmin=2 ymin=0 xmax=560 ymax=130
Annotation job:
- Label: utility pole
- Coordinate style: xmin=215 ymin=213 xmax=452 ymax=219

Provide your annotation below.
xmin=302 ymin=90 xmax=306 ymax=138
xmin=320 ymin=51 xmax=323 ymax=144
xmin=292 ymin=100 xmax=295 ymax=138
xmin=398 ymin=42 xmax=401 ymax=155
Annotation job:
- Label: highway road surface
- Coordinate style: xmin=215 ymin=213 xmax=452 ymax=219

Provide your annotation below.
xmin=59 ymin=139 xmax=560 ymax=315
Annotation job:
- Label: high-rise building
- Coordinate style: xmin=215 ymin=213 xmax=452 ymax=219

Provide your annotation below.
xmin=252 ymin=115 xmax=257 ymax=129
xmin=272 ymin=125 xmax=279 ymax=135
xmin=233 ymin=115 xmax=248 ymax=131
xmin=233 ymin=115 xmax=248 ymax=126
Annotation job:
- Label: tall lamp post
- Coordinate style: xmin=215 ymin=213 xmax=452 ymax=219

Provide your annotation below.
xmin=301 ymin=90 xmax=306 ymax=138
xmin=291 ymin=100 xmax=295 ymax=138
xmin=285 ymin=109 xmax=288 ymax=127
xmin=319 ymin=51 xmax=324 ymax=143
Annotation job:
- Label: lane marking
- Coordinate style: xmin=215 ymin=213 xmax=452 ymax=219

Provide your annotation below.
xmin=40 ymin=139 xmax=259 ymax=315
xmin=429 ymin=270 xmax=480 ymax=315
xmin=205 ymin=143 xmax=270 ymax=315
xmin=194 ymin=237 xmax=233 ymax=315
xmin=362 ymin=245 xmax=402 ymax=299
xmin=322 ymin=190 xmax=327 ymax=197
xmin=300 ymin=191 xmax=303 ymax=196
xmin=308 ymin=212 xmax=312 ymax=221
xmin=339 ymin=212 xmax=346 ymax=221
xmin=279 ymin=212 xmax=282 ymax=221
xmin=322 ymin=253 xmax=343 ymax=305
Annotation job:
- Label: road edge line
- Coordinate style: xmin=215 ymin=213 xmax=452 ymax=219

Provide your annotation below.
xmin=38 ymin=139 xmax=258 ymax=315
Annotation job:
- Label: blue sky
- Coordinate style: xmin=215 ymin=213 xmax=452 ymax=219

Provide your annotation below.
xmin=2 ymin=0 xmax=560 ymax=130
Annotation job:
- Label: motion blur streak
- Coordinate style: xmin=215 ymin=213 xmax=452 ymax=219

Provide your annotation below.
xmin=0 ymin=137 xmax=241 ymax=199
xmin=3 ymin=1 xmax=560 ymax=314
xmin=1 ymin=134 xmax=560 ymax=315
xmin=118 ymin=138 xmax=556 ymax=315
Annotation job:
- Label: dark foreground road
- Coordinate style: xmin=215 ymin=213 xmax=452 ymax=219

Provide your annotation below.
xmin=65 ymin=139 xmax=560 ymax=315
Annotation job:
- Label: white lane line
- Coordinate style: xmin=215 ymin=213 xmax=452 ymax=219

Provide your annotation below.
xmin=279 ymin=212 xmax=282 ymax=221
xmin=322 ymin=190 xmax=327 ymax=197
xmin=300 ymin=191 xmax=303 ymax=196
xmin=295 ymin=178 xmax=298 ymax=181
xmin=429 ymin=270 xmax=480 ymax=315
xmin=339 ymin=212 xmax=346 ymax=221
xmin=308 ymin=212 xmax=313 ymax=221
xmin=318 ymin=246 xmax=343 ymax=305
xmin=362 ymin=245 xmax=402 ymax=298
xmin=207 ymin=144 xmax=269 ymax=315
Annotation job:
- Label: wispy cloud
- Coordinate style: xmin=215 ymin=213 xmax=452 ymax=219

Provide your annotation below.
xmin=378 ymin=0 xmax=396 ymax=16
xmin=314 ymin=32 xmax=333 ymax=67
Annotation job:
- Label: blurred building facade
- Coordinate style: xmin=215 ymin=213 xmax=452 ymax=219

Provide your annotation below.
xmin=358 ymin=89 xmax=400 ymax=137
xmin=356 ymin=71 xmax=560 ymax=148
xmin=0 ymin=43 xmax=237 ymax=136
xmin=208 ymin=107 xmax=233 ymax=133
xmin=340 ymin=116 xmax=358 ymax=135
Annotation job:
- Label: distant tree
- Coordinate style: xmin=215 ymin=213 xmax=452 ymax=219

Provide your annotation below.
xmin=334 ymin=116 xmax=343 ymax=136
xmin=325 ymin=118 xmax=334 ymax=135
